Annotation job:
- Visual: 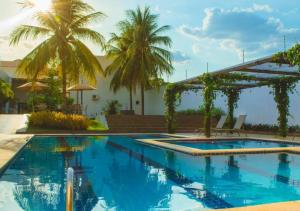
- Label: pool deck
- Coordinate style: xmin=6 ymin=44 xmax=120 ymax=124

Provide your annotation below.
xmin=0 ymin=134 xmax=32 ymax=172
xmin=213 ymin=200 xmax=300 ymax=211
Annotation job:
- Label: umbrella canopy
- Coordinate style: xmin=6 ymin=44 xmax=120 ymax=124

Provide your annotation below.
xmin=67 ymin=84 xmax=96 ymax=91
xmin=17 ymin=82 xmax=48 ymax=92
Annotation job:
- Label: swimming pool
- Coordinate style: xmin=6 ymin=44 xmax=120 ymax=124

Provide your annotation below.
xmin=165 ymin=139 xmax=300 ymax=150
xmin=0 ymin=135 xmax=300 ymax=210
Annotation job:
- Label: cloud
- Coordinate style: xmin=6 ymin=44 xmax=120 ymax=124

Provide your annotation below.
xmin=178 ymin=4 xmax=300 ymax=58
xmin=172 ymin=50 xmax=190 ymax=64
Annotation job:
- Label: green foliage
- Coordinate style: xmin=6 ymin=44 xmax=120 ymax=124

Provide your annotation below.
xmin=222 ymin=89 xmax=241 ymax=128
xmin=164 ymin=83 xmax=191 ymax=133
xmin=41 ymin=71 xmax=63 ymax=110
xmin=0 ymin=79 xmax=14 ymax=102
xmin=198 ymin=73 xmax=221 ymax=137
xmin=10 ymin=0 xmax=106 ymax=106
xmin=87 ymin=119 xmax=108 ymax=131
xmin=0 ymin=79 xmax=14 ymax=112
xmin=102 ymin=100 xmax=122 ymax=115
xmin=105 ymin=6 xmax=173 ymax=115
xmin=177 ymin=106 xmax=225 ymax=119
xmin=28 ymin=111 xmax=89 ymax=130
xmin=269 ymin=77 xmax=297 ymax=137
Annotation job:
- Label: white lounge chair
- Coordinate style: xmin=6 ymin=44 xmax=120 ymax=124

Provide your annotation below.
xmin=196 ymin=115 xmax=227 ymax=133
xmin=214 ymin=115 xmax=247 ymax=136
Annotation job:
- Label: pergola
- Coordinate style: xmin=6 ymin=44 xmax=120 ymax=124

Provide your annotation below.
xmin=165 ymin=54 xmax=300 ymax=137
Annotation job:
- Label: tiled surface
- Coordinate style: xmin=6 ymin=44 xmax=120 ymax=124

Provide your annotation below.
xmin=0 ymin=134 xmax=32 ymax=171
xmin=213 ymin=200 xmax=300 ymax=211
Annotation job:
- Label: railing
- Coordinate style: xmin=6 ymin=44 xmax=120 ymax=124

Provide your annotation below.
xmin=66 ymin=167 xmax=74 ymax=211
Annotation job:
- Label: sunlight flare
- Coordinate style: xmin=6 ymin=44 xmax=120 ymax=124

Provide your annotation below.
xmin=32 ymin=0 xmax=52 ymax=12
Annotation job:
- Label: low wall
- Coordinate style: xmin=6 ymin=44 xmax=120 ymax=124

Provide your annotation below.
xmin=106 ymin=114 xmax=217 ymax=133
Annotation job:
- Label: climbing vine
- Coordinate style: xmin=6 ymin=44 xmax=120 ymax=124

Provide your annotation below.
xmin=164 ymin=72 xmax=257 ymax=136
xmin=164 ymin=83 xmax=194 ymax=133
xmin=198 ymin=73 xmax=222 ymax=137
xmin=222 ymin=89 xmax=241 ymax=129
xmin=269 ymin=77 xmax=297 ymax=137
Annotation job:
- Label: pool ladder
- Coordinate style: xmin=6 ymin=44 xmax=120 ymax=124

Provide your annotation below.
xmin=66 ymin=167 xmax=74 ymax=211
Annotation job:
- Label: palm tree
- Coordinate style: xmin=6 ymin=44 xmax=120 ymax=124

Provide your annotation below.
xmin=106 ymin=30 xmax=134 ymax=110
xmin=106 ymin=7 xmax=173 ymax=115
xmin=10 ymin=0 xmax=106 ymax=106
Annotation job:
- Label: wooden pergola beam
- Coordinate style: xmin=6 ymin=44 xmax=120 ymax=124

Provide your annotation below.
xmin=239 ymin=68 xmax=300 ymax=76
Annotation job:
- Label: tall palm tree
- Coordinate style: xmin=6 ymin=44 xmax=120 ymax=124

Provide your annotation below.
xmin=106 ymin=7 xmax=173 ymax=115
xmin=106 ymin=30 xmax=134 ymax=110
xmin=10 ymin=0 xmax=106 ymax=106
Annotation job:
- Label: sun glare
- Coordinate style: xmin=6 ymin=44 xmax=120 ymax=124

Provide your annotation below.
xmin=33 ymin=0 xmax=52 ymax=12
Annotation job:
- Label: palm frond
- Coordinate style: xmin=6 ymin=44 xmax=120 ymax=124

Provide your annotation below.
xmin=73 ymin=27 xmax=105 ymax=48
xmin=10 ymin=25 xmax=51 ymax=45
xmin=70 ymin=12 xmax=106 ymax=29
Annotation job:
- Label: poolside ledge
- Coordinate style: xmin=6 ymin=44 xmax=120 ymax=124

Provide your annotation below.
xmin=0 ymin=134 xmax=32 ymax=173
xmin=136 ymin=139 xmax=300 ymax=156
xmin=214 ymin=200 xmax=300 ymax=211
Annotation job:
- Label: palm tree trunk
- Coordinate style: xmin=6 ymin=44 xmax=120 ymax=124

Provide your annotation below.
xmin=129 ymin=85 xmax=133 ymax=111
xmin=141 ymin=84 xmax=144 ymax=115
xmin=62 ymin=69 xmax=67 ymax=107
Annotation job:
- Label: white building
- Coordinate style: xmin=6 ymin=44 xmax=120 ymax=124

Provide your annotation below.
xmin=0 ymin=56 xmax=165 ymax=116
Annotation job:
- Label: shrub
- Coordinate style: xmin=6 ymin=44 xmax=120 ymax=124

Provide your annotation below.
xmin=177 ymin=106 xmax=225 ymax=119
xmin=28 ymin=111 xmax=89 ymax=130
xmin=102 ymin=100 xmax=122 ymax=115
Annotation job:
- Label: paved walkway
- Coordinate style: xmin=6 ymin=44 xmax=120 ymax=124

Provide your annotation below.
xmin=0 ymin=114 xmax=28 ymax=134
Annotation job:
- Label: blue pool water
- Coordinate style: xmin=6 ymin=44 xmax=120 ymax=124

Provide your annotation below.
xmin=0 ymin=136 xmax=300 ymax=210
xmin=168 ymin=139 xmax=300 ymax=150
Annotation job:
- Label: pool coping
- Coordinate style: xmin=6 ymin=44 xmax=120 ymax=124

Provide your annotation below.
xmin=135 ymin=137 xmax=300 ymax=156
xmin=211 ymin=200 xmax=300 ymax=211
xmin=0 ymin=134 xmax=33 ymax=174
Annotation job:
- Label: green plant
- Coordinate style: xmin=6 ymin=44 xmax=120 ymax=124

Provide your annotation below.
xmin=87 ymin=119 xmax=108 ymax=131
xmin=177 ymin=106 xmax=225 ymax=119
xmin=41 ymin=70 xmax=63 ymax=110
xmin=269 ymin=78 xmax=297 ymax=137
xmin=102 ymin=100 xmax=122 ymax=115
xmin=106 ymin=6 xmax=173 ymax=115
xmin=28 ymin=111 xmax=89 ymax=130
xmin=222 ymin=89 xmax=241 ymax=128
xmin=10 ymin=0 xmax=106 ymax=106
xmin=0 ymin=79 xmax=14 ymax=111
xmin=164 ymin=83 xmax=192 ymax=133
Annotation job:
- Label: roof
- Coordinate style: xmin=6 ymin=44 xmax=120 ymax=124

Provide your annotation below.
xmin=0 ymin=56 xmax=107 ymax=79
xmin=177 ymin=54 xmax=300 ymax=89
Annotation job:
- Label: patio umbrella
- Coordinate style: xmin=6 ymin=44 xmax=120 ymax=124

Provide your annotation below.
xmin=67 ymin=84 xmax=96 ymax=105
xmin=17 ymin=82 xmax=48 ymax=92
xmin=17 ymin=82 xmax=49 ymax=111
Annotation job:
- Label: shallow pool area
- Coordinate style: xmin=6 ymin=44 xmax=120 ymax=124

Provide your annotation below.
xmin=166 ymin=139 xmax=300 ymax=150
xmin=1 ymin=136 xmax=300 ymax=210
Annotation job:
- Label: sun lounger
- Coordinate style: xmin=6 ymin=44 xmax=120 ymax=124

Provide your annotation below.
xmin=214 ymin=115 xmax=247 ymax=136
xmin=196 ymin=115 xmax=227 ymax=133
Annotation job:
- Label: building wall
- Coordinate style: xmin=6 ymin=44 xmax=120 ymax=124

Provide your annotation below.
xmin=176 ymin=85 xmax=300 ymax=126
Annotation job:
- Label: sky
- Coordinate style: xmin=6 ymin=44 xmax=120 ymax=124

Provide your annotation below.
xmin=0 ymin=0 xmax=300 ymax=82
